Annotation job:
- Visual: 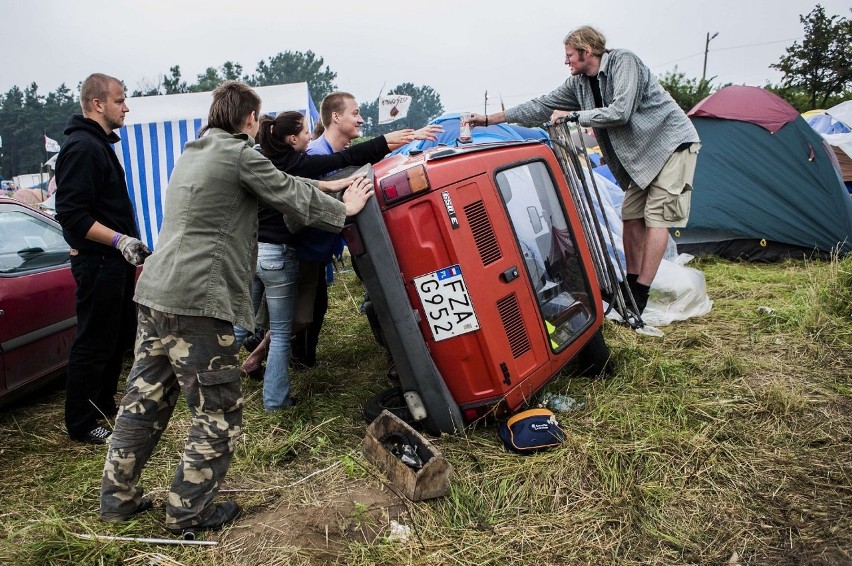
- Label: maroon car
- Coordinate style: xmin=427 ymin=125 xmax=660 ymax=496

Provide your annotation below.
xmin=0 ymin=197 xmax=76 ymax=406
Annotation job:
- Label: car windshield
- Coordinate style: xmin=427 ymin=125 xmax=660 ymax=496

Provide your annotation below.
xmin=0 ymin=209 xmax=70 ymax=274
xmin=495 ymin=161 xmax=594 ymax=351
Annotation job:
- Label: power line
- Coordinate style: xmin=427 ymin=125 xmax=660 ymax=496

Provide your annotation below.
xmin=652 ymin=37 xmax=802 ymax=70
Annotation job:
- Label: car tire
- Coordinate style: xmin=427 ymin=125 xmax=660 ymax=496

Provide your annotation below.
xmin=363 ymin=386 xmax=416 ymax=425
xmin=574 ymin=328 xmax=612 ymax=377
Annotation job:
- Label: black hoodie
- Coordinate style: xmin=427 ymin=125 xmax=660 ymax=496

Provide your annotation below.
xmin=55 ymin=114 xmax=139 ymax=254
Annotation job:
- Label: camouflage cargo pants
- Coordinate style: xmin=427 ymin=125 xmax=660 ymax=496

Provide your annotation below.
xmin=100 ymin=305 xmax=243 ymax=528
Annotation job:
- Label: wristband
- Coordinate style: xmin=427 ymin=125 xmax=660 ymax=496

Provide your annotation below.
xmin=112 ymin=233 xmax=122 ymax=248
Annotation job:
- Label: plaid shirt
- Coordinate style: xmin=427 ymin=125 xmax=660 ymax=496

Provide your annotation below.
xmin=504 ymin=49 xmax=699 ymax=189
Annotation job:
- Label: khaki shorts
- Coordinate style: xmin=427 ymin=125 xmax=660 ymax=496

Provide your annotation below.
xmin=622 ymin=143 xmax=700 ymax=228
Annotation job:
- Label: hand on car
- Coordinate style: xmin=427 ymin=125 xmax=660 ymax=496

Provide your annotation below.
xmin=115 ymin=234 xmax=151 ymax=266
xmin=550 ymin=110 xmax=579 ymax=123
xmin=320 ymin=176 xmax=360 ymax=193
xmin=341 ymin=175 xmax=375 ymax=217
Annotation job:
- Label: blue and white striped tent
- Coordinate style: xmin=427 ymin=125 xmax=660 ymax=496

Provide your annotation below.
xmin=114 ymin=82 xmax=319 ymax=249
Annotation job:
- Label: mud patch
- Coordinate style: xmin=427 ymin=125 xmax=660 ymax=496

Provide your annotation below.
xmin=219 ymin=478 xmax=408 ymax=562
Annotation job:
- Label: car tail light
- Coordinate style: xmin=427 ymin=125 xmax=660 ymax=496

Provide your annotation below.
xmin=463 ymin=405 xmax=494 ymax=422
xmin=379 ymin=165 xmax=429 ymax=205
xmin=341 ymin=223 xmax=364 ymax=256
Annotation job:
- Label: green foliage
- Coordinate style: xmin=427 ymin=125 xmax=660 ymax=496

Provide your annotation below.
xmin=162 ymin=65 xmax=189 ymax=95
xmin=248 ymin=50 xmax=337 ymax=110
xmin=770 ymin=4 xmax=852 ymax=109
xmin=190 ymin=61 xmax=245 ymax=93
xmin=359 ymin=82 xmax=444 ymax=135
xmin=658 ymin=68 xmax=720 ymax=112
xmin=764 ymin=83 xmax=852 ymax=113
xmin=0 ymin=82 xmax=77 ymax=179
xmin=0 ymin=50 xmax=446 ymax=179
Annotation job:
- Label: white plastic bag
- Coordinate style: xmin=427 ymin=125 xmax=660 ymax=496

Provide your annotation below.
xmin=641 ymin=254 xmax=713 ymax=326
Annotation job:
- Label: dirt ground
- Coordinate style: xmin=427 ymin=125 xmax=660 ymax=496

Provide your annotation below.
xmin=217 ymin=479 xmax=408 ymax=562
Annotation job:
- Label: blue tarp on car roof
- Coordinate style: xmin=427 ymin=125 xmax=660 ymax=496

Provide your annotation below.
xmin=390 ymin=112 xmax=548 ymax=156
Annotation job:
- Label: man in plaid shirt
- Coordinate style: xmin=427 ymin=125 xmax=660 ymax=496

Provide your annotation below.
xmin=470 ymin=26 xmax=700 ymax=317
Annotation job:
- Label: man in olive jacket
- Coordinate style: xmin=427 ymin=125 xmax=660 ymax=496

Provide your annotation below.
xmin=100 ymin=81 xmax=374 ymax=534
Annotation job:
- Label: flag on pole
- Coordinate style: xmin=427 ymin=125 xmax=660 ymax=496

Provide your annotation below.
xmin=378 ymin=94 xmax=412 ymax=125
xmin=44 ymin=135 xmax=61 ymax=153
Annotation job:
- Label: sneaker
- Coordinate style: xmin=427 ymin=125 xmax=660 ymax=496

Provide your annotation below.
xmin=166 ymin=501 xmax=242 ymax=535
xmin=101 ymin=497 xmax=154 ymax=523
xmin=71 ymin=425 xmax=112 ymax=445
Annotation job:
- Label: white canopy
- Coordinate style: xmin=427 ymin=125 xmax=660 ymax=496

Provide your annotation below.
xmin=114 ymin=83 xmax=319 ymax=249
xmin=124 ymin=83 xmax=318 ymax=126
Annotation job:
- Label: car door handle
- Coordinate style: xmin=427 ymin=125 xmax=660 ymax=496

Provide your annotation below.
xmin=500 ymin=266 xmax=519 ymax=282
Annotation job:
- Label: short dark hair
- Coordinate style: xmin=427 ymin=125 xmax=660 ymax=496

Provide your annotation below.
xmin=319 ymin=91 xmax=355 ymax=128
xmin=80 ymin=73 xmax=121 ymax=113
xmin=257 ymin=111 xmax=305 ymax=156
xmin=202 ymin=80 xmax=261 ymax=136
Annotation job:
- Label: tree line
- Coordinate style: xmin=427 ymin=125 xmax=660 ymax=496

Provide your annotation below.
xmin=0 ymin=50 xmax=445 ymax=180
xmin=1 ymin=4 xmax=849 ymax=179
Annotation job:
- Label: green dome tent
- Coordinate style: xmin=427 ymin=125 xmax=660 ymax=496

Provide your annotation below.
xmin=673 ymin=86 xmax=852 ymax=261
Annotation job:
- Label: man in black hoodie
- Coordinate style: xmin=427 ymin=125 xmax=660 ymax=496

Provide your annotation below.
xmin=55 ymin=73 xmax=150 ymax=445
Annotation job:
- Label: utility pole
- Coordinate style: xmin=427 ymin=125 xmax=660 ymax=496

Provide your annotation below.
xmin=702 ymin=32 xmax=719 ymax=83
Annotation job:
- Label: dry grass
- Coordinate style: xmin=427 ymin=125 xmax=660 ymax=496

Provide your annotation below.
xmin=0 ymin=256 xmax=850 ymax=565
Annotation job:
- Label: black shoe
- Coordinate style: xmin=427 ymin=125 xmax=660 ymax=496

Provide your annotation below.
xmin=166 ymin=501 xmax=242 ymax=535
xmin=71 ymin=425 xmax=112 ymax=445
xmin=101 ymin=497 xmax=154 ymax=523
xmin=290 ymin=356 xmax=316 ymax=370
xmin=246 ymin=365 xmax=264 ymax=381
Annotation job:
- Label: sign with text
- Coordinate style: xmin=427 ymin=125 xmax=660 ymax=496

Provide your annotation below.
xmin=378 ymin=94 xmax=412 ymax=125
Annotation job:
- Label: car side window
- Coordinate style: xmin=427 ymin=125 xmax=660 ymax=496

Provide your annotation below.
xmin=0 ymin=209 xmax=70 ymax=274
xmin=495 ymin=161 xmax=594 ymax=351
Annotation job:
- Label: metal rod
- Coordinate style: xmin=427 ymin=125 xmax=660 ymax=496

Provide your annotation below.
xmin=543 ymin=120 xmax=644 ymax=328
xmin=73 ymin=533 xmax=218 ymax=546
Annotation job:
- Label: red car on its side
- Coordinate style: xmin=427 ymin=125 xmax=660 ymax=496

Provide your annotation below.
xmin=0 ymin=197 xmax=77 ymax=407
xmin=344 ymin=140 xmax=609 ymax=435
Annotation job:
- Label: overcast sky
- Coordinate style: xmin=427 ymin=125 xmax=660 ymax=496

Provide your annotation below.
xmin=3 ymin=0 xmax=849 ymax=115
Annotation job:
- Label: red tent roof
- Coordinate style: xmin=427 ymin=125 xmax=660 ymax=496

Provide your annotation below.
xmin=687 ymin=85 xmax=800 ymax=134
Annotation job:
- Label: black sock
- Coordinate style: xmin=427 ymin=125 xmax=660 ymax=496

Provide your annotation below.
xmin=621 ymin=273 xmax=639 ymax=298
xmin=632 ymin=282 xmax=650 ymax=314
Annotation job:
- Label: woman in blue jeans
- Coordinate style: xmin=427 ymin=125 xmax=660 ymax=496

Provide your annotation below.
xmin=240 ymin=112 xmax=436 ymax=410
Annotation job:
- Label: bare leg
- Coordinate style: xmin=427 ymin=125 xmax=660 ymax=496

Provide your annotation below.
xmin=637 ymin=226 xmax=669 ymax=286
xmin=622 ymin=218 xmax=646 ymax=275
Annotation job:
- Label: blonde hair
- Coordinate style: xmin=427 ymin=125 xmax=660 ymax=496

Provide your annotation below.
xmin=563 ymin=26 xmax=608 ymax=57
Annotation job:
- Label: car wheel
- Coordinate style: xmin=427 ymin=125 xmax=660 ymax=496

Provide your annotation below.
xmin=363 ymin=386 xmax=415 ymax=425
xmin=574 ymin=328 xmax=612 ymax=377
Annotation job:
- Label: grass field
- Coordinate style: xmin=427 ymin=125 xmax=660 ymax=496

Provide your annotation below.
xmin=0 ymin=255 xmax=849 ymax=565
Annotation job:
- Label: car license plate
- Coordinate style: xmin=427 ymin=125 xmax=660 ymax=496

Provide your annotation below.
xmin=413 ymin=264 xmax=480 ymax=341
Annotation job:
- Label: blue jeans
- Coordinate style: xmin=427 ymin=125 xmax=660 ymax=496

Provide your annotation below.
xmin=246 ymin=243 xmax=299 ymax=410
